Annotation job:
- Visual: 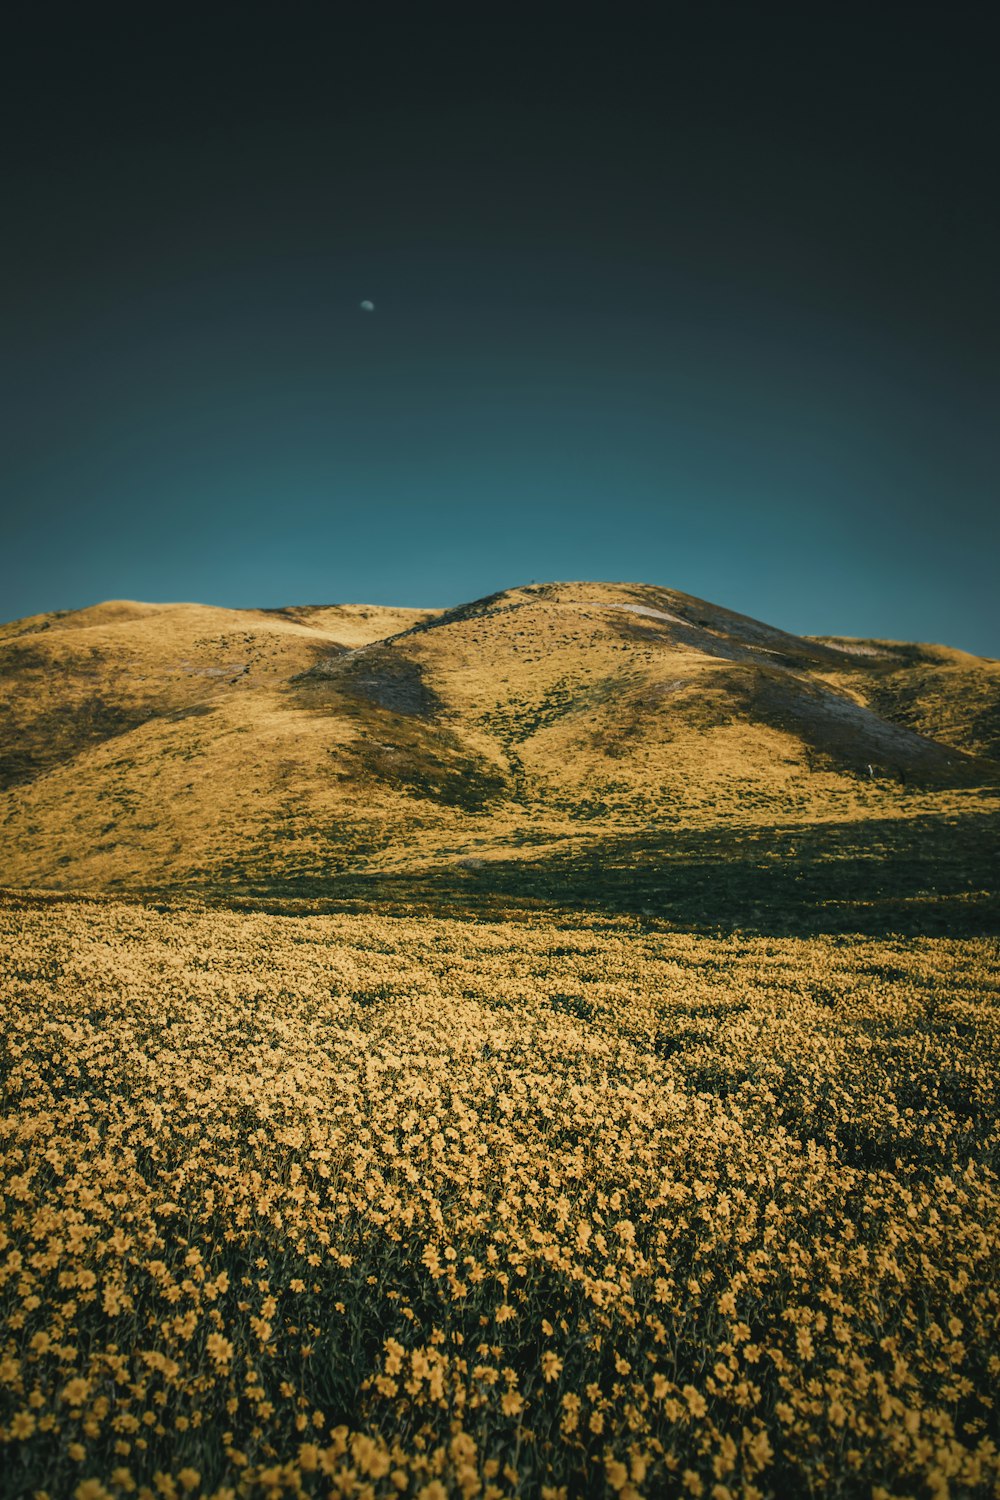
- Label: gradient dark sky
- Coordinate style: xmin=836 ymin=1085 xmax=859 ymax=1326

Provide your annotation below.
xmin=3 ymin=2 xmax=997 ymax=651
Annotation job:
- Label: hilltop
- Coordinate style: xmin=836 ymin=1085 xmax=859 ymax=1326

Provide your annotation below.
xmin=1 ymin=581 xmax=997 ymax=930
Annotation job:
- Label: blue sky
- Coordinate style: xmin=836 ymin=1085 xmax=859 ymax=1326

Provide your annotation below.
xmin=3 ymin=3 xmax=997 ymax=653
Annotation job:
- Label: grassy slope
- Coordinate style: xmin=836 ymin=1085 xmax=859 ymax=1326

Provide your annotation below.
xmin=1 ymin=583 xmax=997 ymax=931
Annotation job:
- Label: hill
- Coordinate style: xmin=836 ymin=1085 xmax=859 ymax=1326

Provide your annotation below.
xmin=1 ymin=581 xmax=997 ymax=929
xmin=3 ymin=588 xmax=999 ymax=1499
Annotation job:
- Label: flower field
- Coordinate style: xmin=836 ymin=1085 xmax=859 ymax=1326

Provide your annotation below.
xmin=1 ymin=896 xmax=998 ymax=1499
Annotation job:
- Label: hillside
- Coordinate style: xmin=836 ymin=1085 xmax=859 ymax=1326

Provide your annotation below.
xmin=1 ymin=581 xmax=997 ymax=928
xmin=3 ymin=588 xmax=1000 ymax=1499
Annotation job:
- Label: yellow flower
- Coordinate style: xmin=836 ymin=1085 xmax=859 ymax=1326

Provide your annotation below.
xmin=450 ymin=1432 xmax=477 ymax=1464
xmin=683 ymin=1385 xmax=707 ymax=1418
xmin=605 ymin=1460 xmax=629 ymax=1491
xmin=11 ymin=1410 xmax=36 ymax=1439
xmin=745 ymin=1431 xmax=773 ymax=1471
xmin=206 ymin=1333 xmax=233 ymax=1366
xmin=351 ymin=1434 xmax=390 ymax=1479
xmin=2 ymin=880 xmax=998 ymax=1500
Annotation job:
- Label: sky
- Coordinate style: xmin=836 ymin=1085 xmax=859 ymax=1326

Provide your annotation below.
xmin=2 ymin=2 xmax=997 ymax=652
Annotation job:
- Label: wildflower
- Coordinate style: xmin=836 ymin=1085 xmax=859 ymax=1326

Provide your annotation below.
xmin=298 ymin=1444 xmax=320 ymax=1471
xmin=3 ymin=890 xmax=998 ymax=1500
xmin=606 ymin=1459 xmax=629 ymax=1491
xmin=351 ymin=1434 xmax=390 ymax=1478
xmin=745 ymin=1430 xmax=773 ymax=1471
xmin=10 ymin=1411 xmax=36 ymax=1439
xmin=450 ymin=1432 xmax=477 ymax=1464
xmin=683 ymin=1385 xmax=707 ymax=1418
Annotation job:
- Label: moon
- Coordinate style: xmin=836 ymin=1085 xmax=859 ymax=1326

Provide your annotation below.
xmin=359 ymin=299 xmax=375 ymax=312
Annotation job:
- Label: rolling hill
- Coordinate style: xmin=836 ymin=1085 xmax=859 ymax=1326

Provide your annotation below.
xmin=2 ymin=581 xmax=997 ymax=929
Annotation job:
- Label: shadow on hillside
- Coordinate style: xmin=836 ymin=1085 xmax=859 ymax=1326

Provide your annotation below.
xmin=210 ymin=806 xmax=1000 ymax=937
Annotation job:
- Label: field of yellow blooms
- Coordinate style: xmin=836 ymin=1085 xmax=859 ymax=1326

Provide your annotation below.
xmin=1 ymin=894 xmax=999 ymax=1499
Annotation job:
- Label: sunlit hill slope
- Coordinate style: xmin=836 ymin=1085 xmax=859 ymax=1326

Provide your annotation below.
xmin=2 ymin=581 xmax=997 ymax=929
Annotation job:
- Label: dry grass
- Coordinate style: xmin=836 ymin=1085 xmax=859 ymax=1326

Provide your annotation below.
xmin=1 ymin=583 xmax=996 ymax=896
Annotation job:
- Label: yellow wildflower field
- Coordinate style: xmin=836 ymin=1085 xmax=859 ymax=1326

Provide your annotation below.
xmin=1 ymin=896 xmax=998 ymax=1498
